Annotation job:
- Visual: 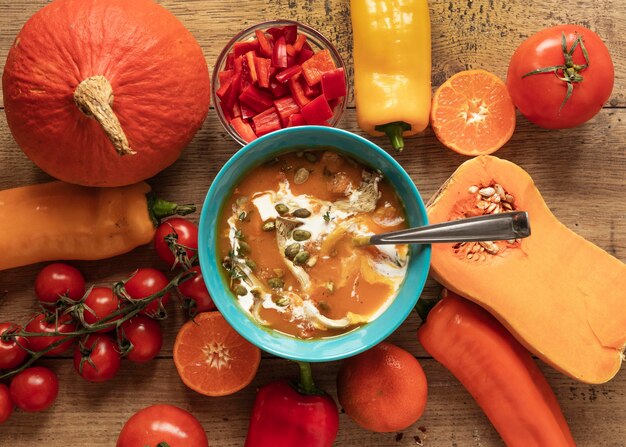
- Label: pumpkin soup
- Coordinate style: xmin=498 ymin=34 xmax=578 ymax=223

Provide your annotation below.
xmin=218 ymin=150 xmax=408 ymax=339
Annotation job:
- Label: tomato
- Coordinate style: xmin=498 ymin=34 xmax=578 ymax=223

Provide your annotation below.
xmin=154 ymin=218 xmax=199 ymax=269
xmin=74 ymin=334 xmax=121 ymax=383
xmin=35 ymin=263 xmax=85 ymax=307
xmin=507 ymin=24 xmax=614 ymax=129
xmin=125 ymin=268 xmax=171 ymax=317
xmin=0 ymin=384 xmax=13 ymax=424
xmin=178 ymin=266 xmax=216 ymax=314
xmin=117 ymin=404 xmax=209 ymax=447
xmin=25 ymin=313 xmax=77 ymax=356
xmin=82 ymin=286 xmax=121 ymax=332
xmin=0 ymin=322 xmax=29 ymax=370
xmin=9 ymin=366 xmax=59 ymax=412
xmin=119 ymin=316 xmax=163 ymax=363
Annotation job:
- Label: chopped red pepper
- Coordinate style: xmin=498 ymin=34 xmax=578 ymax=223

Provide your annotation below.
xmin=255 ymin=57 xmax=271 ymax=88
xmin=295 ymin=47 xmax=315 ymax=65
xmin=289 ymin=76 xmax=311 ymax=108
xmin=272 ymin=36 xmax=288 ymax=69
xmin=293 ymin=34 xmax=307 ymax=53
xmin=234 ymin=39 xmax=260 ymax=57
xmin=218 ymin=69 xmax=234 ymax=86
xmin=286 ymin=44 xmax=297 ymax=57
xmin=321 ymin=68 xmax=347 ymax=100
xmin=240 ymin=102 xmax=256 ymax=120
xmin=255 ymin=29 xmax=273 ymax=58
xmin=239 ymin=84 xmax=274 ymax=113
xmin=275 ymin=65 xmax=302 ymax=83
xmin=269 ymin=78 xmax=290 ymax=97
xmin=230 ymin=117 xmax=257 ymax=143
xmin=301 ymin=94 xmax=334 ymax=124
xmin=274 ymin=96 xmax=300 ymax=126
xmin=252 ymin=108 xmax=282 ymax=136
xmin=303 ymin=81 xmax=321 ymax=98
xmin=301 ymin=49 xmax=336 ymax=86
xmin=287 ymin=113 xmax=306 ymax=127
xmin=267 ymin=25 xmax=298 ymax=44
xmin=226 ymin=53 xmax=235 ymax=70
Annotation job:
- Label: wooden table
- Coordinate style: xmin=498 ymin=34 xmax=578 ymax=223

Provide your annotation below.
xmin=1 ymin=1 xmax=625 ymax=445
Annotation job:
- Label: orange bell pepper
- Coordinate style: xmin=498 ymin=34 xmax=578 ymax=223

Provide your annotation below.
xmin=418 ymin=290 xmax=576 ymax=447
xmin=350 ymin=0 xmax=431 ymax=151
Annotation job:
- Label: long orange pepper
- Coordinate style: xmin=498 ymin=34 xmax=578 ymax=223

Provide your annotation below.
xmin=417 ymin=290 xmax=576 ymax=447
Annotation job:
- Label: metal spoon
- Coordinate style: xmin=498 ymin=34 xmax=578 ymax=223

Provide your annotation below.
xmin=354 ymin=211 xmax=531 ymax=246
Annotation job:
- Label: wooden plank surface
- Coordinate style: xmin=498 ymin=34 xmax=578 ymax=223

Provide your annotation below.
xmin=1 ymin=0 xmax=625 ymax=446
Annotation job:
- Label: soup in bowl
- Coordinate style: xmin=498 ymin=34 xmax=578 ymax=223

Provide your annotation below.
xmin=199 ymin=126 xmax=430 ymax=362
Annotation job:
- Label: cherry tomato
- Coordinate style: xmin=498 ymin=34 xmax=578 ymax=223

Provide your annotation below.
xmin=0 ymin=322 xmax=29 ymax=370
xmin=124 ymin=268 xmax=171 ymax=317
xmin=154 ymin=218 xmax=199 ymax=269
xmin=35 ymin=263 xmax=85 ymax=307
xmin=117 ymin=404 xmax=209 ymax=447
xmin=82 ymin=287 xmax=121 ymax=332
xmin=507 ymin=24 xmax=614 ymax=129
xmin=10 ymin=366 xmax=59 ymax=412
xmin=73 ymin=334 xmax=121 ymax=383
xmin=0 ymin=384 xmax=13 ymax=424
xmin=119 ymin=316 xmax=163 ymax=363
xmin=25 ymin=313 xmax=77 ymax=356
xmin=178 ymin=266 xmax=216 ymax=314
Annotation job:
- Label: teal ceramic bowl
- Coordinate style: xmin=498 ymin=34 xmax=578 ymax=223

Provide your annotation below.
xmin=198 ymin=126 xmax=430 ymax=362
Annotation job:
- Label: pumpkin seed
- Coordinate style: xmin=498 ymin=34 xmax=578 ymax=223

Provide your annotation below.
xmin=293 ymin=251 xmax=310 ymax=265
xmin=477 ymin=201 xmax=490 ymax=210
xmin=275 ymin=203 xmax=289 ymax=215
xmin=494 ymin=184 xmax=506 ymax=198
xmin=467 ymin=252 xmax=474 ymax=259
xmin=268 ymin=277 xmax=284 ymax=289
xmin=304 ymin=152 xmax=318 ymax=163
xmin=505 ymin=194 xmax=515 ymax=204
xmin=284 ymin=243 xmax=301 ymax=259
xmin=491 ymin=194 xmax=501 ymax=203
xmin=468 ymin=185 xmax=479 ymax=194
xmin=479 ymin=187 xmax=496 ymax=197
xmin=233 ymin=284 xmax=248 ymax=296
xmin=479 ymin=240 xmax=499 ymax=254
xmin=292 ymin=229 xmax=311 ymax=241
xmin=318 ymin=300 xmax=330 ymax=312
xmin=294 ymin=168 xmax=310 ymax=185
xmin=262 ymin=220 xmax=276 ymax=232
xmin=292 ymin=208 xmax=311 ymax=218
xmin=237 ymin=241 xmax=251 ymax=256
xmin=245 ymin=259 xmax=257 ymax=270
xmin=487 ymin=202 xmax=498 ymax=213
xmin=275 ymin=295 xmax=291 ymax=307
xmin=502 ymin=202 xmax=513 ymax=210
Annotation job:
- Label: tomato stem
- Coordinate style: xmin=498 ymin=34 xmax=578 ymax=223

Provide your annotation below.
xmin=521 ymin=32 xmax=590 ymax=110
xmin=147 ymin=193 xmax=197 ymax=225
xmin=0 ymin=271 xmax=191 ymax=381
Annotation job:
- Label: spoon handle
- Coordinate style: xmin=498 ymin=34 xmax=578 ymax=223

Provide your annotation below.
xmin=366 ymin=211 xmax=531 ymax=245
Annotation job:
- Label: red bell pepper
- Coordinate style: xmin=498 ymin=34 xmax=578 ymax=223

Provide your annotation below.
xmin=321 ymin=68 xmax=347 ymax=100
xmin=254 ymin=57 xmax=271 ymax=88
xmin=255 ymin=29 xmax=273 ymax=58
xmin=269 ymin=78 xmax=289 ymax=98
xmin=274 ymin=96 xmax=300 ymax=126
xmin=303 ymin=81 xmax=321 ymax=98
xmin=239 ymin=84 xmax=274 ymax=114
xmin=245 ymin=51 xmax=258 ymax=83
xmin=245 ymin=362 xmax=338 ymax=447
xmin=275 ymin=65 xmax=302 ymax=83
xmin=289 ymin=76 xmax=311 ymax=108
xmin=230 ymin=117 xmax=257 ymax=143
xmin=301 ymin=49 xmax=336 ymax=86
xmin=234 ymin=39 xmax=260 ymax=57
xmin=267 ymin=25 xmax=298 ymax=44
xmin=295 ymin=47 xmax=315 ymax=65
xmin=293 ymin=33 xmax=307 ymax=53
xmin=252 ymin=107 xmax=282 ymax=136
xmin=272 ymin=36 xmax=288 ymax=69
xmin=287 ymin=113 xmax=306 ymax=127
xmin=417 ymin=290 xmax=576 ymax=447
xmin=301 ymin=94 xmax=333 ymax=124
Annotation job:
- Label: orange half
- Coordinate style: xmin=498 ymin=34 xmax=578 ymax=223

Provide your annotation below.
xmin=431 ymin=69 xmax=516 ymax=156
xmin=173 ymin=311 xmax=261 ymax=396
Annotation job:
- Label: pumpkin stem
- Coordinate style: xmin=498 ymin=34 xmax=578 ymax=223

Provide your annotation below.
xmin=73 ymin=75 xmax=135 ymax=156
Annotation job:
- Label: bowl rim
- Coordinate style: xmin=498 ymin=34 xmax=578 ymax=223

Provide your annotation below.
xmin=211 ymin=19 xmax=348 ymax=146
xmin=198 ymin=126 xmax=430 ymax=362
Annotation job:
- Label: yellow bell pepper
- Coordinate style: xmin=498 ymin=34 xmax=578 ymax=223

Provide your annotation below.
xmin=350 ymin=0 xmax=432 ymax=151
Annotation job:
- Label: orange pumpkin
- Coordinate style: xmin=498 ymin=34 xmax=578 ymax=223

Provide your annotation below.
xmin=2 ymin=0 xmax=211 ymax=187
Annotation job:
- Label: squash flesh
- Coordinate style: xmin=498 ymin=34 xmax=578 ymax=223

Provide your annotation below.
xmin=428 ymin=156 xmax=626 ymax=384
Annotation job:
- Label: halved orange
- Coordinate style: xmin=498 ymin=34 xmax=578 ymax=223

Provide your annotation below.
xmin=431 ymin=69 xmax=516 ymax=156
xmin=173 ymin=312 xmax=261 ymax=396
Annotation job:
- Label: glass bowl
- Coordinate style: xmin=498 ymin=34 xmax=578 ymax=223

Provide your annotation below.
xmin=212 ymin=20 xmax=348 ymax=146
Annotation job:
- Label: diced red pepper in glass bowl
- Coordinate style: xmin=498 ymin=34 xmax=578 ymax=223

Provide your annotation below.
xmin=213 ymin=20 xmax=348 ymax=145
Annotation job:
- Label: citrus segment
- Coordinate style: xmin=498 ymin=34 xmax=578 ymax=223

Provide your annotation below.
xmin=431 ymin=69 xmax=516 ymax=156
xmin=174 ymin=312 xmax=261 ymax=396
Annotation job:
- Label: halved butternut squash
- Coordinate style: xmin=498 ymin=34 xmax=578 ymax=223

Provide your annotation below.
xmin=427 ymin=155 xmax=626 ymax=384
